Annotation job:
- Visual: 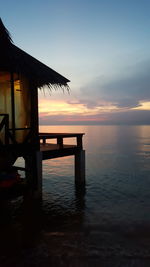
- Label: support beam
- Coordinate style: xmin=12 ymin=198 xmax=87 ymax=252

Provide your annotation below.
xmin=30 ymin=82 xmax=40 ymax=150
xmin=25 ymin=151 xmax=43 ymax=198
xmin=35 ymin=151 xmax=43 ymax=197
xmin=75 ymin=150 xmax=85 ymax=184
xmin=10 ymin=72 xmax=15 ymax=140
xmin=77 ymin=135 xmax=83 ymax=149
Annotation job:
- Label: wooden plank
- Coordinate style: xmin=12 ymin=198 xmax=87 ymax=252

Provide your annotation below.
xmin=39 ymin=133 xmax=84 ymax=139
xmin=9 ymin=127 xmax=31 ymax=131
xmin=40 ymin=143 xmax=76 ymax=151
xmin=40 ymin=143 xmax=81 ymax=160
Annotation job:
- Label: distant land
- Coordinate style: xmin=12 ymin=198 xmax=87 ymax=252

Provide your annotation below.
xmin=39 ymin=109 xmax=150 ymax=126
xmin=39 ymin=122 xmax=150 ymax=126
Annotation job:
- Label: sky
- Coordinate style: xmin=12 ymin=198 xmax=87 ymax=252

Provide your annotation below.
xmin=1 ymin=0 xmax=150 ymax=124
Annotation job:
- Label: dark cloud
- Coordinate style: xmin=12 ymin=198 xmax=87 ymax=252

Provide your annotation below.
xmin=67 ymin=99 xmax=101 ymax=108
xmin=79 ymin=60 xmax=150 ymax=109
xmin=106 ymin=110 xmax=150 ymax=124
xmin=39 ymin=61 xmax=150 ymax=125
xmin=39 ymin=110 xmax=150 ymax=125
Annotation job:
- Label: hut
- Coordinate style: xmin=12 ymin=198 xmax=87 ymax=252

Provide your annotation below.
xmin=0 ymin=19 xmax=85 ymax=195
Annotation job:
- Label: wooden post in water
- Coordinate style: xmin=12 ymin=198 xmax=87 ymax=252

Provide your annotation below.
xmin=75 ymin=150 xmax=86 ymax=184
xmin=25 ymin=151 xmax=43 ymax=198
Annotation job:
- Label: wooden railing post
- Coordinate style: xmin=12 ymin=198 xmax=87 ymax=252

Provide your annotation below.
xmin=43 ymin=137 xmax=46 ymax=144
xmin=77 ymin=135 xmax=83 ymax=149
xmin=0 ymin=114 xmax=9 ymax=145
xmin=57 ymin=137 xmax=63 ymax=147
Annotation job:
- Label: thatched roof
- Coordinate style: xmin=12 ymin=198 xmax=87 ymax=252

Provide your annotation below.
xmin=0 ymin=19 xmax=70 ymax=89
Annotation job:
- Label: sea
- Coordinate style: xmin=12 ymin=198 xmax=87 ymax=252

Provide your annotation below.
xmin=1 ymin=125 xmax=150 ymax=266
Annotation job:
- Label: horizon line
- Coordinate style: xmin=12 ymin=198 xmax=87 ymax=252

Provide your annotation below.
xmin=39 ymin=123 xmax=150 ymax=126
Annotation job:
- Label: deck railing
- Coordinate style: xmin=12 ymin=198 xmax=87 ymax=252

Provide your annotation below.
xmin=39 ymin=133 xmax=84 ymax=149
xmin=0 ymin=114 xmax=9 ymax=144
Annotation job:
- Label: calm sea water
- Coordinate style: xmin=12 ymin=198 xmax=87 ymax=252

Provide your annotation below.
xmin=39 ymin=125 xmax=150 ymax=228
xmin=2 ymin=125 xmax=150 ymax=264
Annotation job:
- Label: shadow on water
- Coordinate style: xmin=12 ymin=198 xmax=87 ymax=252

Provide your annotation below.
xmin=1 ymin=187 xmax=150 ymax=266
xmin=1 ymin=182 xmax=150 ymax=265
xmin=42 ymin=183 xmax=86 ymax=232
xmin=0 ymin=195 xmax=43 ymax=264
xmin=75 ymin=183 xmax=86 ymax=211
xmin=0 ymin=184 xmax=86 ymax=265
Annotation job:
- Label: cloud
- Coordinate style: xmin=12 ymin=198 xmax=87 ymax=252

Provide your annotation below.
xmin=39 ymin=109 xmax=150 ymax=125
xmin=79 ymin=60 xmax=150 ymax=109
xmin=39 ymin=60 xmax=150 ymax=124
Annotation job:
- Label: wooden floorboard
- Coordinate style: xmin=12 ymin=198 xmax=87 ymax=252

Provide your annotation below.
xmin=40 ymin=143 xmax=80 ymax=160
xmin=40 ymin=143 xmax=76 ymax=151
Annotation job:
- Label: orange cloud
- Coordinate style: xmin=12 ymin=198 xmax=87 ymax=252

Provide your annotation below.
xmin=39 ymin=98 xmax=119 ymax=120
xmin=133 ymin=101 xmax=150 ymax=110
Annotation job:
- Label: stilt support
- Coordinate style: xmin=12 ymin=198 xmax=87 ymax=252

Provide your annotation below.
xmin=75 ymin=150 xmax=85 ymax=184
xmin=25 ymin=151 xmax=43 ymax=198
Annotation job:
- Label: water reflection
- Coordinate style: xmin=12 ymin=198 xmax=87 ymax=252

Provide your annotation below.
xmin=75 ymin=183 xmax=86 ymax=212
xmin=14 ymin=125 xmax=150 ymax=228
xmin=0 ymin=183 xmax=86 ymax=265
xmin=42 ymin=181 xmax=86 ymax=232
xmin=40 ymin=125 xmax=150 ymax=227
xmin=2 ymin=125 xmax=150 ymax=264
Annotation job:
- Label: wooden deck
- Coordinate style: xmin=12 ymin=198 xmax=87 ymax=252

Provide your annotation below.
xmin=39 ymin=132 xmax=84 ymax=160
xmin=13 ymin=132 xmax=85 ymax=197
xmin=40 ymin=143 xmax=81 ymax=160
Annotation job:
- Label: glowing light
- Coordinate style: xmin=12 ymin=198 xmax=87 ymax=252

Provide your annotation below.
xmin=39 ymin=99 xmax=119 ymax=119
xmin=133 ymin=101 xmax=150 ymax=110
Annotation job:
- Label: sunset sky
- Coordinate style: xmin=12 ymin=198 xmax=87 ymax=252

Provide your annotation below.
xmin=1 ymin=0 xmax=150 ymax=124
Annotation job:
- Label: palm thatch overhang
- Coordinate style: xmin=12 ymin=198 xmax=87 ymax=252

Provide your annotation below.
xmin=0 ymin=19 xmax=70 ymax=89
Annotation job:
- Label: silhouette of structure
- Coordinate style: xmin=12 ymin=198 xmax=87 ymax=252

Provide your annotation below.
xmin=0 ymin=19 xmax=85 ymax=197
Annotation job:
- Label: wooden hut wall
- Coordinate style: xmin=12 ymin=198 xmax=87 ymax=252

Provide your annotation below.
xmin=0 ymin=72 xmax=32 ymax=144
xmin=14 ymin=74 xmax=31 ymax=143
xmin=0 ymin=72 xmax=12 ymax=144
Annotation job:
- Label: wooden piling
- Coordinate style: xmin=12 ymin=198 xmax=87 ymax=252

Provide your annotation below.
xmin=75 ymin=150 xmax=85 ymax=184
xmin=23 ymin=133 xmax=85 ymax=198
xmin=25 ymin=151 xmax=42 ymax=198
